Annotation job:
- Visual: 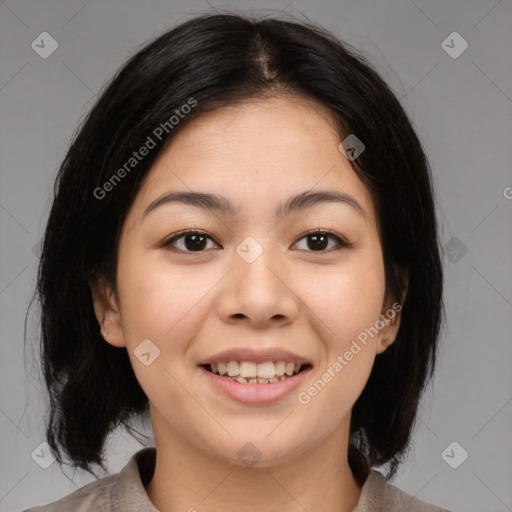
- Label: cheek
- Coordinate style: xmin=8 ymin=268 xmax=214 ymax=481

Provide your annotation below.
xmin=299 ymin=249 xmax=386 ymax=347
xmin=115 ymin=253 xmax=210 ymax=409
xmin=116 ymin=250 xmax=210 ymax=338
xmin=296 ymin=256 xmax=384 ymax=425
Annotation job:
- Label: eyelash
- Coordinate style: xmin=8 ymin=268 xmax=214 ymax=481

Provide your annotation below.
xmin=161 ymin=229 xmax=351 ymax=254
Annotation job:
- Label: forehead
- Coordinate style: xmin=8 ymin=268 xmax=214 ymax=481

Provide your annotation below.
xmin=165 ymin=94 xmax=343 ymax=164
xmin=127 ymin=95 xmax=378 ymax=230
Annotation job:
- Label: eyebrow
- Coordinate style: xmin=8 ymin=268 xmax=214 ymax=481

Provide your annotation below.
xmin=143 ymin=189 xmax=366 ymax=220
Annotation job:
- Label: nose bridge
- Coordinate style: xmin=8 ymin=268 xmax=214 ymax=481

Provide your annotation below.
xmin=215 ymin=235 xmax=299 ymax=325
xmin=235 ymin=235 xmax=287 ymax=295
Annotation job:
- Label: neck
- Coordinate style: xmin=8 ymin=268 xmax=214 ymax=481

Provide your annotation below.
xmin=146 ymin=410 xmax=362 ymax=512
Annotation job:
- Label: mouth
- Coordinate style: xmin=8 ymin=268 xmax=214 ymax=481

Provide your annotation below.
xmin=198 ymin=361 xmax=313 ymax=405
xmin=200 ymin=361 xmax=313 ymax=385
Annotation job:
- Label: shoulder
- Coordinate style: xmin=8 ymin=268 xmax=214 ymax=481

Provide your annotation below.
xmin=355 ymin=469 xmax=454 ymax=512
xmin=22 ymin=447 xmax=158 ymax=512
xmin=21 ymin=472 xmax=118 ymax=511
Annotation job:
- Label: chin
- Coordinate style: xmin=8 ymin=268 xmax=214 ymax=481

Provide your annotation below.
xmin=206 ymin=435 xmax=308 ymax=469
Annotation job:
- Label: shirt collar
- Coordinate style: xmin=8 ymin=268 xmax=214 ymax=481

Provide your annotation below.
xmin=111 ymin=447 xmax=159 ymax=511
xmin=112 ymin=446 xmax=383 ymax=511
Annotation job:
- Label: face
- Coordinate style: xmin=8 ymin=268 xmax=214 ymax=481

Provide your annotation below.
xmin=93 ymin=94 xmax=405 ymax=467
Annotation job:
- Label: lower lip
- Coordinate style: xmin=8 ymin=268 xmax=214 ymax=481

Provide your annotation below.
xmin=198 ymin=366 xmax=311 ymax=405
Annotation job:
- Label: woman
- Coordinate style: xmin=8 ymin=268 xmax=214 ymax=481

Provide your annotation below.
xmin=24 ymin=12 xmax=451 ymax=512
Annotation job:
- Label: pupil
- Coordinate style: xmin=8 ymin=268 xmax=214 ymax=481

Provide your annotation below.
xmin=185 ymin=234 xmax=207 ymax=251
xmin=308 ymin=234 xmax=327 ymax=250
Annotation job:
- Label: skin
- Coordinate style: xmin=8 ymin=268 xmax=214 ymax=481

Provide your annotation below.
xmin=92 ymin=94 xmax=408 ymax=512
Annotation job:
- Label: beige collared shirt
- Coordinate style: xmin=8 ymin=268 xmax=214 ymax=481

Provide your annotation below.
xmin=23 ymin=447 xmax=453 ymax=511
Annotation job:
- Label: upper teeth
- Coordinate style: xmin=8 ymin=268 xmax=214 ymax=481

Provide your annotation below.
xmin=211 ymin=361 xmax=302 ymax=379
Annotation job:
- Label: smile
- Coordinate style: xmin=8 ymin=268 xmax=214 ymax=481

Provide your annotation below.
xmin=203 ymin=360 xmax=311 ymax=384
xmin=199 ymin=362 xmax=313 ymax=405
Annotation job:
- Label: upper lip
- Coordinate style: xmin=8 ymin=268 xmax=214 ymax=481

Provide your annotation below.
xmin=197 ymin=347 xmax=312 ymax=366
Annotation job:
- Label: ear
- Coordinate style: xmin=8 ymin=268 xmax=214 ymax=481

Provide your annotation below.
xmin=91 ymin=275 xmax=126 ymax=348
xmin=375 ymin=267 xmax=409 ymax=355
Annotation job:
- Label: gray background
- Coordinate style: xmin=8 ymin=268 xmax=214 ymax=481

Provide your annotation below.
xmin=1 ymin=1 xmax=511 ymax=511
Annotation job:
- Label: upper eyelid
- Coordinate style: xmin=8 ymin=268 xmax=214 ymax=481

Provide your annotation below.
xmin=161 ymin=229 xmax=220 ymax=248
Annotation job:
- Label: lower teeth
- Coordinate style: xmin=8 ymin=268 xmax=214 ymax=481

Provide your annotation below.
xmin=218 ymin=374 xmax=295 ymax=384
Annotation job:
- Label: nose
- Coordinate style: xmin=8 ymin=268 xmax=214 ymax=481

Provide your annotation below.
xmin=214 ymin=245 xmax=300 ymax=328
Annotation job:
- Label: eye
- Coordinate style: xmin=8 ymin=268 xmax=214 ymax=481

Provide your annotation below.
xmin=161 ymin=229 xmax=351 ymax=254
xmin=161 ymin=230 xmax=220 ymax=252
xmin=293 ymin=230 xmax=351 ymax=252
